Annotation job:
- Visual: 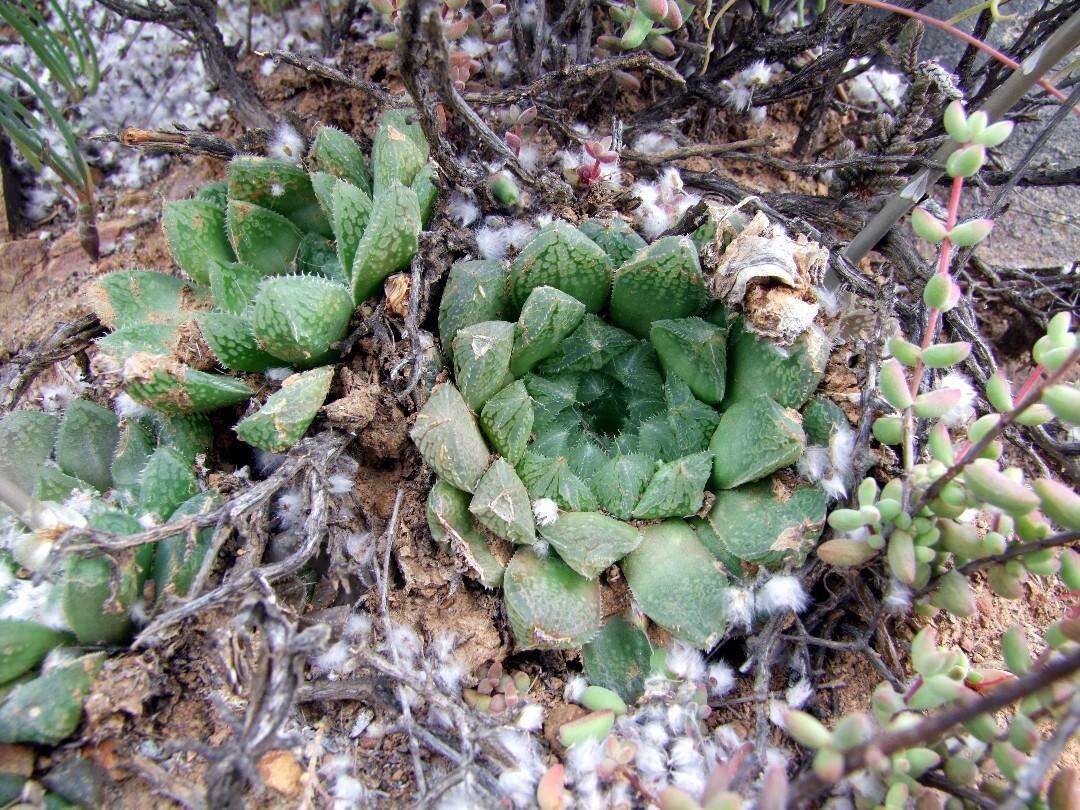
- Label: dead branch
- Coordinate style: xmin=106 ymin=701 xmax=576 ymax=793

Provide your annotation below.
xmin=198 ymin=582 xmax=330 ymax=809
xmin=0 ymin=314 xmax=103 ymax=410
xmin=259 ymin=49 xmax=400 ymax=107
xmin=622 ymin=136 xmax=776 ymax=166
xmin=464 ymin=51 xmax=686 ymax=106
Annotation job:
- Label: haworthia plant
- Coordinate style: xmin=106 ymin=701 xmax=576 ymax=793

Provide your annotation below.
xmin=413 ymin=216 xmax=841 ymax=657
xmin=89 ymin=109 xmax=436 ymax=453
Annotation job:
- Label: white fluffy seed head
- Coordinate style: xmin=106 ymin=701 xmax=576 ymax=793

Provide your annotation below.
xmin=706 ymin=661 xmax=735 ymax=697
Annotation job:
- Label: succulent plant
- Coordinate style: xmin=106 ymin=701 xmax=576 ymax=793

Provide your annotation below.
xmin=412 ymin=216 xmax=839 ymax=655
xmin=0 ymin=398 xmax=219 ymax=744
xmin=90 ymin=110 xmax=436 ymax=452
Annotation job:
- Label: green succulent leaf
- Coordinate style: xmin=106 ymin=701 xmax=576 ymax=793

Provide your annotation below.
xmin=371 ymin=110 xmax=428 ymax=195
xmin=592 ymin=453 xmax=654 ymax=519
xmin=632 ymin=450 xmax=713 ymax=519
xmin=610 ymin=235 xmax=708 ymax=338
xmin=621 ymin=519 xmax=730 ymax=649
xmin=154 ymin=490 xmax=220 ymax=601
xmin=226 ymin=200 xmax=303 ymax=276
xmin=409 ymin=383 xmax=492 ymax=492
xmin=517 ymin=451 xmax=599 ymax=512
xmin=110 ymin=420 xmax=154 ymax=499
xmin=331 ymin=177 xmax=373 ymax=280
xmin=802 ymin=395 xmax=849 ymax=446
xmin=162 ymin=199 xmax=235 ymax=285
xmin=196 ymin=311 xmax=279 ymax=372
xmin=427 ymin=479 xmax=507 ymax=588
xmin=55 ymin=399 xmax=119 ymax=492
xmin=579 ymin=216 xmax=647 ymax=265
xmin=139 ymin=446 xmax=198 ymax=521
xmin=207 ymin=260 xmax=264 ymax=315
xmin=650 ymin=316 xmax=728 ymax=404
xmin=536 ymin=314 xmax=635 ymax=375
xmin=582 ymin=615 xmax=652 ymax=704
xmin=0 ymin=411 xmax=59 ymax=493
xmin=510 ymin=286 xmax=588 ymax=376
xmin=252 ymin=276 xmax=353 ymax=366
xmin=725 ymin=320 xmax=829 ymax=409
xmin=411 ymin=161 xmax=438 ymax=227
xmin=509 ymin=220 xmax=612 ymax=313
xmin=452 ymin=320 xmax=516 ymax=411
xmin=710 ymin=395 xmax=805 ymax=489
xmin=540 ymin=511 xmax=641 ymax=579
xmin=309 ymin=124 xmax=372 ymax=192
xmin=94 ymin=323 xmax=179 ymax=364
xmin=88 ymin=269 xmax=189 ymax=330
xmin=235 ymin=366 xmax=334 ymax=452
xmin=0 ymin=620 xmax=72 ymax=685
xmin=438 ymin=259 xmax=511 ymax=350
xmin=503 ymin=547 xmax=601 ymax=650
xmin=469 ymin=458 xmax=536 ymax=545
xmin=124 ymin=356 xmax=254 ymax=415
xmin=479 ymin=380 xmax=534 ymax=465
xmin=700 ymin=477 xmax=827 ymax=568
xmin=227 ymin=155 xmax=330 ymax=236
xmin=349 ymin=181 xmax=422 ymax=305
xmin=0 ymin=653 xmax=102 ymax=745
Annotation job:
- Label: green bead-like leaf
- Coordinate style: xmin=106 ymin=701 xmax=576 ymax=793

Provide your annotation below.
xmin=309 ymin=124 xmax=371 ymax=191
xmin=438 ymin=259 xmax=511 ymax=349
xmin=710 ymin=395 xmax=805 ymax=489
xmin=592 ymin=453 xmax=654 ymax=519
xmin=510 ymin=286 xmax=588 ymax=376
xmin=139 ymin=446 xmax=198 ymax=521
xmin=88 ymin=269 xmax=189 ymax=330
xmin=479 ymin=381 xmax=534 ymax=465
xmin=55 ymin=399 xmax=119 ymax=492
xmin=579 ymin=217 xmax=647 ymax=265
xmin=621 ymin=520 xmax=729 ymax=648
xmin=196 ymin=311 xmax=278 ymax=372
xmin=124 ymin=356 xmax=253 ymax=415
xmin=0 ymin=620 xmax=72 ymax=685
xmin=509 ymin=220 xmax=612 ymax=313
xmin=162 ymin=199 xmax=235 ymax=285
xmin=226 ymin=201 xmax=302 ymax=276
xmin=540 ymin=511 xmax=641 ymax=578
xmin=610 ymin=236 xmax=708 ymax=338
xmin=452 ymin=320 xmax=515 ymax=411
xmin=410 ymin=383 xmax=492 ymax=492
xmin=0 ymin=654 xmax=102 ymax=745
xmin=154 ymin=490 xmax=219 ymax=601
xmin=427 ymin=479 xmax=508 ymax=587
xmin=517 ymin=451 xmax=598 ymax=511
xmin=0 ymin=411 xmax=58 ymax=494
xmin=503 ymin=547 xmax=601 ymax=650
xmin=227 ymin=156 xmax=330 ymax=236
xmin=699 ymin=477 xmax=826 ymax=568
xmin=331 ymin=178 xmax=373 ymax=280
xmin=650 ymin=317 xmax=727 ymax=404
xmin=235 ymin=366 xmax=334 ymax=452
xmin=469 ymin=458 xmax=535 ymax=545
xmin=207 ymin=260 xmax=264 ymax=315
xmin=632 ymin=450 xmax=713 ymax=519
xmin=349 ymin=181 xmax=422 ymax=305
xmin=582 ymin=615 xmax=652 ymax=704
xmin=725 ymin=320 xmax=829 ymax=409
xmin=252 ymin=276 xmax=353 ymax=366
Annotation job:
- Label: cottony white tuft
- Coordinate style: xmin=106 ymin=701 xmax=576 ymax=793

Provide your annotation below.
xmin=706 ymin=661 xmax=735 ymax=697
xmin=268 ymin=122 xmax=305 ymax=163
xmin=448 ymin=191 xmax=479 ymax=227
xmin=758 ymin=575 xmax=809 ymax=615
xmin=532 ymin=498 xmax=559 ymax=527
xmin=666 ymin=640 xmax=706 ymax=682
xmin=938 ymin=371 xmax=977 ymax=427
xmin=516 ymin=702 xmax=545 ymax=731
xmin=564 ymin=674 xmax=588 ymax=703
xmin=786 ymin=677 xmax=814 ymax=709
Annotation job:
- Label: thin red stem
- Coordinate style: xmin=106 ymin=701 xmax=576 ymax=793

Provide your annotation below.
xmin=1013 ymin=364 xmax=1044 ymax=402
xmin=840 ymin=0 xmax=1074 ymax=107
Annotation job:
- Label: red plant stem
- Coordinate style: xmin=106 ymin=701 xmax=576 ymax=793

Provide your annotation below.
xmin=900 ymin=174 xmax=965 ymax=472
xmin=1013 ymin=364 xmax=1044 ymax=402
xmin=839 ymin=0 xmax=1074 ymax=107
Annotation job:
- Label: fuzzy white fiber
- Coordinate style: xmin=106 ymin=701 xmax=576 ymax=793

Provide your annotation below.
xmin=532 ymin=498 xmax=559 ymax=527
xmin=516 ymin=703 xmax=545 ymax=731
xmin=564 ymin=674 xmax=588 ymax=703
xmin=786 ymin=677 xmax=814 ymax=709
xmin=448 ymin=192 xmax=479 ymax=227
xmin=758 ymin=575 xmax=809 ymax=615
xmin=937 ymin=371 xmax=978 ymax=427
xmin=706 ymin=661 xmax=736 ymax=697
xmin=666 ymin=640 xmax=706 ymax=682
xmin=845 ymin=62 xmax=906 ymax=110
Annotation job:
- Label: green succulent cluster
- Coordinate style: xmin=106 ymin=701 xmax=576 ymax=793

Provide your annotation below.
xmin=90 ymin=111 xmax=435 ymax=452
xmin=413 ymin=214 xmax=835 ymax=653
xmin=0 ymin=397 xmax=219 ymax=745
